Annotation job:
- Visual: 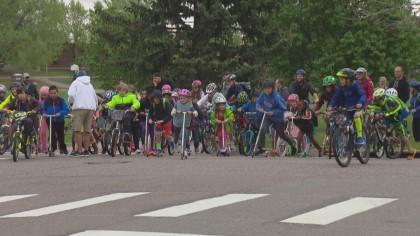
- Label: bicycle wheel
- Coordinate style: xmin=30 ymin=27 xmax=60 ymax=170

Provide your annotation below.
xmin=11 ymin=133 xmax=20 ymax=162
xmin=0 ymin=126 xmax=9 ymax=155
xmin=202 ymin=125 xmax=216 ymax=154
xmin=356 ymin=132 xmax=370 ymax=164
xmin=110 ymin=131 xmax=118 ymax=157
xmin=24 ymin=136 xmax=33 ymax=160
xmin=118 ymin=135 xmax=124 ymax=155
xmin=385 ymin=129 xmax=403 ymax=159
xmin=372 ymin=128 xmax=385 ymax=158
xmin=302 ymin=135 xmax=311 ymax=157
xmin=167 ymin=137 xmax=175 ymax=156
xmin=123 ymin=133 xmax=133 ymax=156
xmin=333 ymin=129 xmax=351 ymax=167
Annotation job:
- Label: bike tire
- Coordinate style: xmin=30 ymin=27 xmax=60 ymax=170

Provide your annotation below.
xmin=333 ymin=129 xmax=352 ymax=167
xmin=110 ymin=132 xmax=118 ymax=157
xmin=356 ymin=133 xmax=370 ymax=164
xmin=24 ymin=137 xmax=33 ymax=160
xmin=104 ymin=130 xmax=112 ymax=156
xmin=385 ymin=133 xmax=403 ymax=159
xmin=0 ymin=127 xmax=9 ymax=155
xmin=202 ymin=127 xmax=216 ymax=154
xmin=123 ymin=133 xmax=132 ymax=156
xmin=168 ymin=139 xmax=175 ymax=156
xmin=11 ymin=134 xmax=19 ymax=162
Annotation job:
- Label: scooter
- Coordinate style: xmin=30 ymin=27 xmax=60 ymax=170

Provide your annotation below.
xmin=181 ymin=111 xmax=187 ymax=160
xmin=143 ymin=109 xmax=149 ymax=156
xmin=217 ymin=120 xmax=231 ymax=156
xmin=252 ymin=112 xmax=267 ymax=158
xmin=44 ymin=114 xmax=58 ymax=157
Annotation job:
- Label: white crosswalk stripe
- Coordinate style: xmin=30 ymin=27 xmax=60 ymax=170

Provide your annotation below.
xmin=70 ymin=230 xmax=219 ymax=236
xmin=281 ymin=197 xmax=398 ymax=225
xmin=0 ymin=194 xmax=38 ymax=203
xmin=1 ymin=192 xmax=149 ymax=218
xmin=137 ymin=193 xmax=269 ymax=217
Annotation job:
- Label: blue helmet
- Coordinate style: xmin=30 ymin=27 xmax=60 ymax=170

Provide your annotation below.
xmin=295 ymin=69 xmax=306 ymax=76
xmin=410 ymin=81 xmax=420 ymax=89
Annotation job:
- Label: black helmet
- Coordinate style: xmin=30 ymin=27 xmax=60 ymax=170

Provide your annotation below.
xmin=152 ymin=90 xmax=162 ymax=98
xmin=263 ymin=79 xmax=275 ymax=88
xmin=251 ymin=90 xmax=260 ymax=98
xmin=336 ymin=68 xmax=355 ymax=80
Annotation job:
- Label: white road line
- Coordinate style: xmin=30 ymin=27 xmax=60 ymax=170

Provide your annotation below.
xmin=0 ymin=194 xmax=38 ymax=203
xmin=70 ymin=230 xmax=219 ymax=236
xmin=1 ymin=192 xmax=149 ymax=218
xmin=281 ymin=197 xmax=398 ymax=225
xmin=137 ymin=194 xmax=269 ymax=217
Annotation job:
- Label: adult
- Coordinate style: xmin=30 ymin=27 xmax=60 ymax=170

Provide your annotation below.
xmin=275 ymin=79 xmax=289 ymax=100
xmin=355 ymin=67 xmax=374 ymax=103
xmin=68 ymin=75 xmax=98 ymax=156
xmin=197 ymin=83 xmax=225 ymax=110
xmin=150 ymin=72 xmax=174 ymax=91
xmin=378 ymin=76 xmax=388 ymax=90
xmin=70 ymin=64 xmax=87 ymax=81
xmin=22 ymin=73 xmax=39 ymax=100
xmin=225 ymin=74 xmax=243 ymax=105
xmin=221 ymin=71 xmax=231 ymax=97
xmin=391 ymin=66 xmax=410 ymax=103
xmin=289 ymin=69 xmax=317 ymax=102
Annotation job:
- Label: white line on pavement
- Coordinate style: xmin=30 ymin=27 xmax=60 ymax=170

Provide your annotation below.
xmin=281 ymin=197 xmax=398 ymax=225
xmin=1 ymin=192 xmax=149 ymax=218
xmin=70 ymin=230 xmax=220 ymax=236
xmin=0 ymin=194 xmax=38 ymax=203
xmin=137 ymin=193 xmax=269 ymax=217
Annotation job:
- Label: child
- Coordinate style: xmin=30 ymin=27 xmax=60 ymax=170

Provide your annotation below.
xmin=148 ymin=90 xmax=173 ymax=155
xmin=410 ymin=82 xmax=420 ymax=147
xmin=238 ymin=91 xmax=259 ymax=126
xmin=171 ymin=89 xmax=198 ymax=156
xmin=139 ymin=88 xmax=154 ymax=153
xmin=294 ymin=100 xmax=323 ymax=156
xmin=287 ymin=94 xmax=299 ymax=113
xmin=162 ymin=84 xmax=175 ymax=106
xmin=211 ymin=96 xmax=234 ymax=151
xmin=38 ymin=86 xmax=50 ymax=153
xmin=191 ymin=80 xmax=204 ymax=103
xmin=43 ymin=86 xmax=69 ymax=155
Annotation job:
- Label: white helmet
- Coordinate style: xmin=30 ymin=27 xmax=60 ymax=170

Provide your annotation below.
xmin=0 ymin=84 xmax=7 ymax=93
xmin=70 ymin=64 xmax=79 ymax=71
xmin=206 ymin=83 xmax=217 ymax=94
xmin=214 ymin=95 xmax=226 ymax=104
xmin=385 ymin=88 xmax=398 ymax=97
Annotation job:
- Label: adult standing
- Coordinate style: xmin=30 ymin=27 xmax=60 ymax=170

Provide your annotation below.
xmin=378 ymin=76 xmax=388 ymax=90
xmin=22 ymin=73 xmax=39 ymax=100
xmin=68 ymin=75 xmax=98 ymax=156
xmin=289 ymin=69 xmax=318 ymax=103
xmin=221 ymin=71 xmax=231 ymax=97
xmin=391 ymin=66 xmax=410 ymax=103
xmin=70 ymin=64 xmax=86 ymax=81
xmin=275 ymin=79 xmax=289 ymax=100
xmin=150 ymin=72 xmax=174 ymax=91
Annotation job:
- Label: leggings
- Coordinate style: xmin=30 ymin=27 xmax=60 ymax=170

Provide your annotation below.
xmin=257 ymin=118 xmax=295 ymax=149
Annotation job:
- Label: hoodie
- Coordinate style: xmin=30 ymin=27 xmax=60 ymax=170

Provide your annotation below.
xmin=331 ymin=82 xmax=366 ymax=108
xmin=68 ymin=76 xmax=97 ymax=111
xmin=43 ymin=97 xmax=69 ymax=122
xmin=256 ymin=91 xmax=287 ymax=123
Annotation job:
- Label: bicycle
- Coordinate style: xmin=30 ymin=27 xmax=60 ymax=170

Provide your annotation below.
xmin=104 ymin=110 xmax=133 ymax=157
xmin=147 ymin=120 xmax=175 ymax=157
xmin=10 ymin=111 xmax=37 ymax=162
xmin=0 ymin=111 xmax=11 ymax=155
xmin=201 ymin=109 xmax=217 ymax=154
xmin=365 ymin=111 xmax=386 ymax=159
xmin=383 ymin=119 xmax=406 ymax=159
xmin=329 ymin=107 xmax=370 ymax=167
xmin=238 ymin=112 xmax=257 ymax=156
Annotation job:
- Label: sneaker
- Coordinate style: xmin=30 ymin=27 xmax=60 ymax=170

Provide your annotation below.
xmin=70 ymin=151 xmax=79 ymax=156
xmin=80 ymin=151 xmax=90 ymax=157
xmin=136 ymin=149 xmax=142 ymax=154
xmin=408 ymin=150 xmax=416 ymax=160
xmin=356 ymin=137 xmax=365 ymax=145
xmin=254 ymin=148 xmax=265 ymax=156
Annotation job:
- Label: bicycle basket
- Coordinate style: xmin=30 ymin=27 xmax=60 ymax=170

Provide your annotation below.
xmin=13 ymin=112 xmax=27 ymax=121
xmin=111 ymin=110 xmax=125 ymax=121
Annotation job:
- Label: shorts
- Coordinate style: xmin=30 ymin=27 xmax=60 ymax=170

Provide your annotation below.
xmin=72 ymin=109 xmax=94 ymax=132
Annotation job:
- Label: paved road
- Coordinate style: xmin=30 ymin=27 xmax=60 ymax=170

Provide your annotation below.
xmin=0 ymin=153 xmax=419 ymax=236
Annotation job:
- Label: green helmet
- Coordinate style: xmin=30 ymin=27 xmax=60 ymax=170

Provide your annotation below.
xmin=322 ymin=76 xmax=336 ymax=86
xmin=237 ymin=91 xmax=249 ymax=106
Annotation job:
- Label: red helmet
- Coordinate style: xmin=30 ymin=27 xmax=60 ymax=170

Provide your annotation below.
xmin=287 ymin=93 xmax=299 ymax=102
xmin=161 ymin=84 xmax=172 ymax=94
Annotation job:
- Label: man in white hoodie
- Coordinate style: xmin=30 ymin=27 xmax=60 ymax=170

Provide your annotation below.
xmin=68 ymin=76 xmax=98 ymax=156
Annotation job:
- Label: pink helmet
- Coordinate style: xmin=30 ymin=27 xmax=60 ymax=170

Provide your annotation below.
xmin=161 ymin=84 xmax=172 ymax=94
xmin=287 ymin=93 xmax=299 ymax=102
xmin=192 ymin=80 xmax=202 ymax=87
xmin=178 ymin=89 xmax=191 ymax=97
xmin=39 ymin=86 xmax=49 ymax=96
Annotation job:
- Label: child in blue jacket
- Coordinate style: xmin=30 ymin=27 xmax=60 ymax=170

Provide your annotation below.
xmin=43 ymin=86 xmax=69 ymax=154
xmin=255 ymin=80 xmax=296 ymax=155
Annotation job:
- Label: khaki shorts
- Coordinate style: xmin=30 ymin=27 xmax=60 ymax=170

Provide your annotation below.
xmin=72 ymin=109 xmax=94 ymax=132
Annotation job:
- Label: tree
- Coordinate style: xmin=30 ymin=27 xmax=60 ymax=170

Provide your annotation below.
xmin=65 ymin=0 xmax=89 ymax=62
xmin=0 ymin=0 xmax=67 ymax=70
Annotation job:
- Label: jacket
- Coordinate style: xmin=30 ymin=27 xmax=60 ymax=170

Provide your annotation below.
xmin=331 ymin=82 xmax=366 ymax=108
xmin=391 ymin=77 xmax=410 ymax=103
xmin=68 ymin=76 xmax=98 ymax=111
xmin=357 ymin=78 xmax=374 ymax=103
xmin=107 ymin=93 xmax=140 ymax=110
xmin=0 ymin=94 xmax=14 ymax=110
xmin=210 ymin=107 xmax=234 ymax=132
xmin=369 ymin=96 xmax=409 ymax=120
xmin=410 ymin=93 xmax=420 ymax=118
xmin=256 ymin=91 xmax=287 ymax=122
xmin=149 ymin=99 xmax=173 ymax=123
xmin=43 ymin=97 xmax=69 ymax=122
xmin=289 ymin=80 xmax=316 ymax=101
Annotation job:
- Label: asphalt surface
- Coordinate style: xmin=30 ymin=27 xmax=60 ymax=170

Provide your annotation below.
xmin=0 ymin=153 xmax=419 ymax=236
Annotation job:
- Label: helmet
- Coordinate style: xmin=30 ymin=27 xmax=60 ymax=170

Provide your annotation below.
xmin=171 ymin=91 xmax=178 ymax=98
xmin=104 ymin=90 xmax=115 ymax=101
xmin=178 ymin=89 xmax=191 ymax=97
xmin=206 ymin=83 xmax=217 ymax=94
xmin=410 ymin=81 xmax=420 ymax=89
xmin=23 ymin=72 xmax=30 ymax=78
xmin=263 ymin=79 xmax=275 ymax=88
xmin=287 ymin=93 xmax=299 ymax=102
xmin=152 ymin=90 xmax=162 ymax=99
xmin=322 ymin=76 xmax=336 ymax=86
xmin=385 ymin=88 xmax=398 ymax=97
xmin=0 ymin=84 xmax=7 ymax=93
xmin=237 ymin=91 xmax=249 ymax=106
xmin=336 ymin=68 xmax=355 ymax=80
xmin=39 ymin=86 xmax=49 ymax=96
xmin=161 ymin=84 xmax=172 ymax=95
xmin=70 ymin=64 xmax=79 ymax=71
xmin=373 ymin=88 xmax=385 ymax=99
xmin=214 ymin=95 xmax=227 ymax=104
xmin=355 ymin=67 xmax=367 ymax=74
xmin=296 ymin=69 xmax=306 ymax=76
xmin=228 ymin=74 xmax=237 ymax=81
xmin=192 ymin=80 xmax=202 ymax=87
xmin=251 ymin=91 xmax=260 ymax=98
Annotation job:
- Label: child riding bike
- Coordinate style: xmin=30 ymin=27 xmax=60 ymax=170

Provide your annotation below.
xmin=369 ymin=88 xmax=415 ymax=159
xmin=329 ymin=68 xmax=366 ymax=145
